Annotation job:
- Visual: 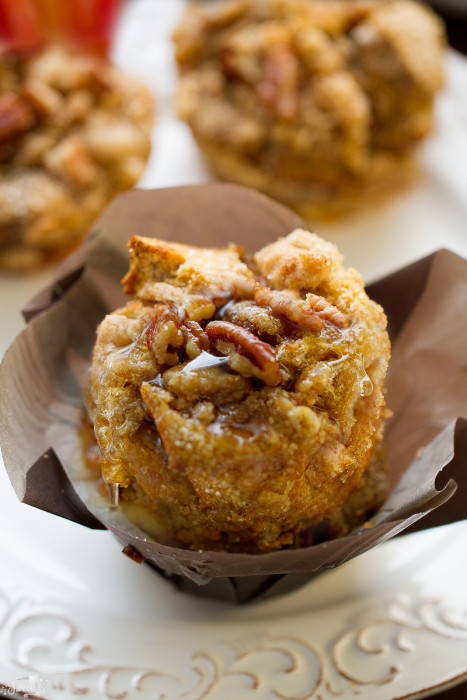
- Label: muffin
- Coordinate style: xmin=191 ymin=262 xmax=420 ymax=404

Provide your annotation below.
xmin=174 ymin=0 xmax=445 ymax=219
xmin=0 ymin=46 xmax=153 ymax=270
xmin=85 ymin=227 xmax=390 ymax=552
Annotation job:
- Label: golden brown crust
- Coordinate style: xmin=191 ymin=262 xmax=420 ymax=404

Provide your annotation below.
xmin=0 ymin=47 xmax=154 ymax=271
xmin=86 ymin=229 xmax=390 ymax=551
xmin=173 ymin=0 xmax=444 ymax=219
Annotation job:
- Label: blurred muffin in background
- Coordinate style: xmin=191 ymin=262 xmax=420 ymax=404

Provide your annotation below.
xmin=0 ymin=46 xmax=153 ymax=270
xmin=174 ymin=0 xmax=445 ymax=220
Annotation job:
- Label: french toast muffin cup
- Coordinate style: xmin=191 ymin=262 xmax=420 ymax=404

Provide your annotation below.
xmin=1 ymin=185 xmax=466 ymax=603
xmin=173 ymin=0 xmax=445 ymax=221
xmin=0 ymin=46 xmax=154 ymax=271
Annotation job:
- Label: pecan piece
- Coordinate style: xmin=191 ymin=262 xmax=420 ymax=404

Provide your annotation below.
xmin=204 ymin=0 xmax=248 ymax=29
xmin=0 ymin=94 xmax=36 ymax=146
xmin=44 ymin=136 xmax=97 ymax=187
xmin=233 ymin=279 xmax=348 ymax=330
xmin=146 ymin=304 xmax=184 ymax=366
xmin=306 ymin=293 xmax=349 ymax=328
xmin=85 ymin=65 xmax=112 ymax=97
xmin=258 ymin=44 xmax=299 ymax=120
xmin=21 ymin=79 xmax=62 ymax=118
xmin=205 ymin=320 xmax=282 ymax=386
xmin=233 ymin=279 xmax=323 ymax=331
xmin=183 ymin=319 xmax=210 ymax=359
xmin=122 ymin=544 xmax=145 ymax=565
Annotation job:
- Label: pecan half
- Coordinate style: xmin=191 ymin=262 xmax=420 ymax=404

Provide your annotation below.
xmin=146 ymin=304 xmax=184 ymax=366
xmin=233 ymin=279 xmax=348 ymax=330
xmin=0 ymin=94 xmax=35 ymax=146
xmin=258 ymin=44 xmax=299 ymax=120
xmin=206 ymin=320 xmax=282 ymax=386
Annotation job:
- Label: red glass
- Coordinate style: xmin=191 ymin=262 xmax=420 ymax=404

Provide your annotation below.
xmin=0 ymin=0 xmax=121 ymax=56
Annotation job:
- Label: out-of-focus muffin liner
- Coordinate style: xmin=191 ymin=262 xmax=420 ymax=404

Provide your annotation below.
xmin=1 ymin=184 xmax=466 ymax=604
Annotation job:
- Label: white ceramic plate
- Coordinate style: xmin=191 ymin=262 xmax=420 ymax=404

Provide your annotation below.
xmin=1 ymin=2 xmax=467 ymax=698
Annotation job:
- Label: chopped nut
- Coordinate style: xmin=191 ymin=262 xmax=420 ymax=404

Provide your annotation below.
xmin=183 ymin=319 xmax=211 ymax=359
xmin=204 ymin=0 xmax=248 ymax=29
xmin=59 ymin=90 xmax=94 ymax=126
xmin=12 ymin=132 xmax=56 ymax=166
xmin=206 ymin=320 xmax=282 ymax=386
xmin=0 ymin=142 xmax=17 ymax=164
xmin=233 ymin=278 xmax=348 ymax=330
xmin=306 ymin=293 xmax=349 ymax=328
xmin=83 ymin=118 xmax=149 ymax=163
xmin=0 ymin=94 xmax=36 ymax=145
xmin=122 ymin=544 xmax=145 ymax=565
xmin=84 ymin=65 xmax=111 ymax=97
xmin=222 ymin=299 xmax=285 ymax=339
xmin=233 ymin=279 xmax=322 ymax=331
xmin=146 ymin=304 xmax=184 ymax=367
xmin=258 ymin=44 xmax=299 ymax=120
xmin=21 ymin=78 xmax=62 ymax=118
xmin=44 ymin=136 xmax=97 ymax=187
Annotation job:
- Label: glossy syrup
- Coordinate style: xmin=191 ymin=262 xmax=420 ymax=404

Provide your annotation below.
xmin=359 ymin=372 xmax=373 ymax=397
xmin=106 ymin=479 xmax=120 ymax=508
xmin=182 ymin=350 xmax=229 ymax=373
xmin=358 ymin=354 xmax=373 ymax=397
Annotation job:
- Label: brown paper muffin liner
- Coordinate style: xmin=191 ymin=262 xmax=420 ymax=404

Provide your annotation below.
xmin=1 ymin=184 xmax=466 ymax=604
